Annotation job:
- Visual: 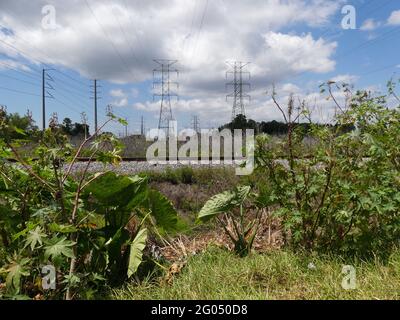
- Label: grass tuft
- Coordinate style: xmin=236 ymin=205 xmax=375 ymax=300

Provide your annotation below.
xmin=112 ymin=247 xmax=400 ymax=300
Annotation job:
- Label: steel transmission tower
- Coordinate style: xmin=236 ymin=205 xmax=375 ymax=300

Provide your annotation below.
xmin=226 ymin=61 xmax=251 ymax=120
xmin=106 ymin=104 xmax=114 ymax=119
xmin=191 ymin=115 xmax=200 ymax=134
xmin=153 ymin=59 xmax=179 ymax=136
xmin=141 ymin=116 xmax=145 ymax=136
xmin=81 ymin=112 xmax=88 ymax=139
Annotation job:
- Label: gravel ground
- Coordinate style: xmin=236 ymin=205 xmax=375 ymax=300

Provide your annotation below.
xmin=66 ymin=161 xmax=240 ymax=175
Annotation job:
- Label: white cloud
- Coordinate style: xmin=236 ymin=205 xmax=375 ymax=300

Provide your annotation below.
xmin=133 ymin=76 xmax=356 ymax=126
xmin=0 ymin=0 xmax=340 ymax=84
xmin=360 ymin=18 xmax=380 ymax=31
xmin=0 ymin=59 xmax=32 ymax=72
xmin=110 ymin=89 xmax=128 ymax=107
xmin=388 ymin=10 xmax=400 ymax=25
xmin=131 ymin=88 xmax=139 ymax=98
xmin=329 ymin=74 xmax=358 ymax=84
xmin=110 ymin=89 xmax=125 ymax=98
xmin=112 ymin=98 xmax=128 ymax=107
xmin=0 ymin=0 xmax=343 ymax=125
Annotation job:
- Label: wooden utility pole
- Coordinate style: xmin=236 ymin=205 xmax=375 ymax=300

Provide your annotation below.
xmin=94 ymin=79 xmax=98 ymax=133
xmin=42 ymin=69 xmax=54 ymax=131
xmin=42 ymin=69 xmax=46 ymax=131
xmin=125 ymin=118 xmax=128 ymax=137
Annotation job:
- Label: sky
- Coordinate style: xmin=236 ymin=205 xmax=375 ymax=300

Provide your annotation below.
xmin=0 ymin=0 xmax=400 ymax=135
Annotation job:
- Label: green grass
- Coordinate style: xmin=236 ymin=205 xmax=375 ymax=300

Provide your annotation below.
xmin=144 ymin=166 xmax=239 ymax=187
xmin=112 ymin=247 xmax=400 ymax=300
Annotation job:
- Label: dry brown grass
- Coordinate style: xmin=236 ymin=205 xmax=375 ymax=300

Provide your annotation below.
xmin=160 ymin=209 xmax=283 ymax=262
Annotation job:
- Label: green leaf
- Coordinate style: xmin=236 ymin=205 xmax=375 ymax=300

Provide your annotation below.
xmin=24 ymin=226 xmax=47 ymax=251
xmin=4 ymin=258 xmax=30 ymax=293
xmin=146 ymin=190 xmax=180 ymax=233
xmin=118 ymin=118 xmax=128 ymax=126
xmin=127 ymin=228 xmax=148 ymax=278
xmin=44 ymin=237 xmax=75 ymax=261
xmin=12 ymin=222 xmax=37 ymax=242
xmin=85 ymin=172 xmax=147 ymax=208
xmin=13 ymin=127 xmax=27 ymax=136
xmin=49 ymin=223 xmax=78 ymax=234
xmin=198 ymin=186 xmax=251 ymax=222
xmin=106 ymin=228 xmax=130 ymax=264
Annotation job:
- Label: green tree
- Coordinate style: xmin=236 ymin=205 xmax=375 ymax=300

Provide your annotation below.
xmin=62 ymin=118 xmax=73 ymax=135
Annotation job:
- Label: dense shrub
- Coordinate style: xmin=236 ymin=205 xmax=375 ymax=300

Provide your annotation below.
xmin=199 ymin=84 xmax=400 ymax=257
xmin=0 ymin=114 xmax=181 ymax=300
xmin=253 ymin=87 xmax=400 ymax=255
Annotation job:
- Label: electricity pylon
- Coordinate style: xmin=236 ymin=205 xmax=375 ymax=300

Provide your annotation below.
xmin=226 ymin=61 xmax=251 ymax=120
xmin=153 ymin=59 xmax=179 ymax=136
xmin=191 ymin=115 xmax=200 ymax=134
xmin=81 ymin=112 xmax=88 ymax=139
xmin=141 ymin=116 xmax=145 ymax=136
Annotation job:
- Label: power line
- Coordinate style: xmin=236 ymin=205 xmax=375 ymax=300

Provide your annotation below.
xmin=0 ymin=22 xmax=87 ymax=86
xmin=54 ymin=89 xmax=91 ymax=114
xmin=362 ymin=0 xmax=394 ymax=17
xmin=52 ymin=76 xmax=90 ymax=100
xmin=337 ymin=27 xmax=400 ymax=60
xmin=190 ymin=0 xmax=209 ymax=61
xmin=0 ymin=38 xmax=43 ymax=73
xmin=0 ymin=85 xmax=41 ymax=97
xmin=122 ymin=0 xmax=146 ymax=58
xmin=181 ymin=0 xmax=199 ymax=56
xmin=271 ymin=0 xmax=398 ymax=87
xmin=84 ymin=0 xmax=137 ymax=80
xmin=53 ymin=69 xmax=88 ymax=87
xmin=360 ymin=62 xmax=400 ymax=77
xmin=0 ymin=36 xmax=90 ymax=102
xmin=110 ymin=5 xmax=141 ymax=66
xmin=279 ymin=25 xmax=400 ymax=88
xmin=0 ymin=60 xmax=40 ymax=80
xmin=53 ymin=97 xmax=84 ymax=117
xmin=0 ymin=73 xmax=40 ymax=87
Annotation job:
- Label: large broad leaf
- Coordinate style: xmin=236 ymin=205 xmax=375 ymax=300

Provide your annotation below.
xmin=85 ymin=172 xmax=148 ymax=208
xmin=127 ymin=228 xmax=147 ymax=278
xmin=146 ymin=190 xmax=180 ymax=233
xmin=105 ymin=227 xmax=130 ymax=265
xmin=198 ymin=186 xmax=251 ymax=222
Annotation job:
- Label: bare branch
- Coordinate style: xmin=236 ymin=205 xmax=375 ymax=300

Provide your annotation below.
xmin=62 ymin=119 xmax=113 ymax=183
xmin=270 ymin=86 xmax=289 ymax=124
